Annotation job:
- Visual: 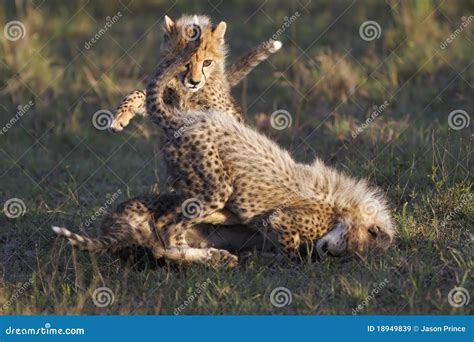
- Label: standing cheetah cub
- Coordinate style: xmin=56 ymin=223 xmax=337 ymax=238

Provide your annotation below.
xmin=109 ymin=14 xmax=282 ymax=132
xmin=53 ymin=16 xmax=282 ymax=267
xmin=144 ymin=41 xmax=396 ymax=262
xmin=111 ymin=14 xmax=281 ymax=240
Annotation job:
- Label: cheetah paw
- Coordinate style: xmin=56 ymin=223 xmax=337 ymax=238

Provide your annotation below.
xmin=207 ymin=248 xmax=238 ymax=268
xmin=109 ymin=112 xmax=131 ymax=133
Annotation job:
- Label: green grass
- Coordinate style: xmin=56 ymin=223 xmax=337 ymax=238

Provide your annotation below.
xmin=0 ymin=0 xmax=472 ymax=315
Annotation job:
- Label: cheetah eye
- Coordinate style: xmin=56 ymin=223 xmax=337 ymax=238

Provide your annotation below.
xmin=203 ymin=59 xmax=213 ymax=67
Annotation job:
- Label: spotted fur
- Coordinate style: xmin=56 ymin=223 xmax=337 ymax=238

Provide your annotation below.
xmin=52 ymin=192 xmax=270 ymax=267
xmin=53 ymin=16 xmax=283 ymax=267
xmin=109 ymin=14 xmax=282 ymax=132
xmin=145 ymin=41 xmax=396 ymax=261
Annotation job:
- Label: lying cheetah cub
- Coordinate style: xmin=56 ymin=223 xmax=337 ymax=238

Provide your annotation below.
xmin=109 ymin=14 xmax=282 ymax=132
xmin=52 ymin=192 xmax=271 ymax=267
xmin=144 ymin=41 xmax=396 ymax=263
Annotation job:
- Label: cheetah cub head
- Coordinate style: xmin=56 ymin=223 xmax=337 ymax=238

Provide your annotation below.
xmin=161 ymin=15 xmax=227 ymax=92
xmin=317 ymin=187 xmax=396 ymax=258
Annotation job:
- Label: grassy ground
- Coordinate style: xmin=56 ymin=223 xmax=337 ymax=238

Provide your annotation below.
xmin=0 ymin=0 xmax=472 ymax=315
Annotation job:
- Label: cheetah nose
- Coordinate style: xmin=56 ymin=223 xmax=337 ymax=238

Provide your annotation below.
xmin=189 ymin=78 xmax=200 ymax=86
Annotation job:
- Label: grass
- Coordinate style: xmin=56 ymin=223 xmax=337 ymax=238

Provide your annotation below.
xmin=0 ymin=0 xmax=472 ymax=315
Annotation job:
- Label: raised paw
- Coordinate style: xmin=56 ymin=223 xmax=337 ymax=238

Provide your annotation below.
xmin=109 ymin=108 xmax=133 ymax=133
xmin=109 ymin=90 xmax=147 ymax=133
xmin=207 ymin=248 xmax=238 ymax=268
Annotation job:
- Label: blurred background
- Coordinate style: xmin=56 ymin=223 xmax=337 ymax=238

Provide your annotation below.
xmin=0 ymin=0 xmax=472 ymax=314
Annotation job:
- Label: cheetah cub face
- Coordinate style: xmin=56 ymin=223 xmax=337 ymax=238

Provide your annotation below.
xmin=317 ymin=196 xmax=395 ymax=257
xmin=162 ymin=15 xmax=227 ymax=92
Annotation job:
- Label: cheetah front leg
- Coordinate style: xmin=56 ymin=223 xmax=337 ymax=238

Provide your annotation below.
xmin=109 ymin=90 xmax=147 ymax=132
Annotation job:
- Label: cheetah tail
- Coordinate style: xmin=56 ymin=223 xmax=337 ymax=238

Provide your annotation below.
xmin=226 ymin=40 xmax=282 ymax=87
xmin=147 ymin=43 xmax=199 ymax=130
xmin=52 ymin=226 xmax=113 ymax=253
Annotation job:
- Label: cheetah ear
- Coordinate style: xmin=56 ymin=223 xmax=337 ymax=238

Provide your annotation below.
xmin=212 ymin=21 xmax=227 ymax=41
xmin=164 ymin=15 xmax=175 ymax=34
xmin=368 ymin=225 xmax=392 ymax=249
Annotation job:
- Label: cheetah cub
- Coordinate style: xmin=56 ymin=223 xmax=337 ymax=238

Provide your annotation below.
xmin=52 ymin=192 xmax=270 ymax=267
xmin=53 ymin=15 xmax=282 ymax=267
xmin=109 ymin=14 xmax=282 ymax=132
xmin=144 ymin=41 xmax=396 ymax=263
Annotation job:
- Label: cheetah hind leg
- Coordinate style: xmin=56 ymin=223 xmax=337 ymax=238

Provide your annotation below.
xmin=109 ymin=90 xmax=147 ymax=132
xmin=151 ymin=246 xmax=238 ymax=268
xmin=159 ymin=140 xmax=235 ymax=246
